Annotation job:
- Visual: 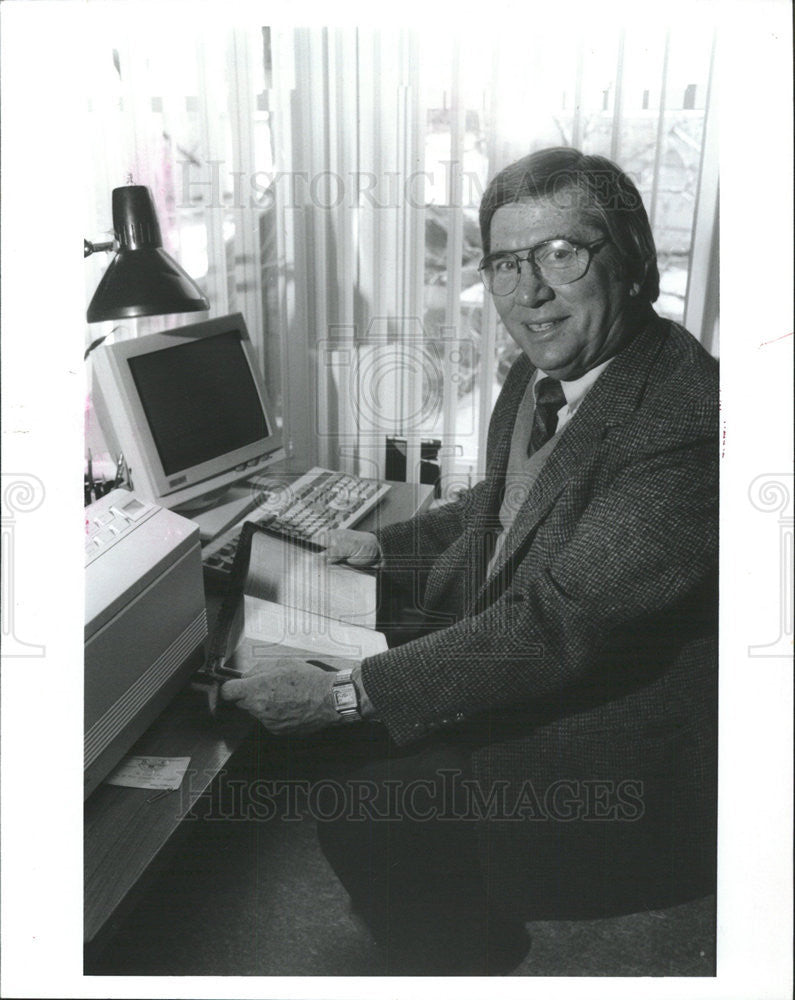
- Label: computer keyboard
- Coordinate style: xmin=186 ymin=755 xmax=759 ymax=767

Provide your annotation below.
xmin=201 ymin=466 xmax=390 ymax=581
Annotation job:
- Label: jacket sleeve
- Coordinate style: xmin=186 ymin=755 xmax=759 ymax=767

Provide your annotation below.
xmin=361 ymin=433 xmax=718 ymax=745
xmin=372 ymin=480 xmax=488 ymax=600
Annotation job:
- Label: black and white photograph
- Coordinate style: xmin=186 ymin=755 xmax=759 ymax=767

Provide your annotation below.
xmin=0 ymin=1 xmax=792 ymax=997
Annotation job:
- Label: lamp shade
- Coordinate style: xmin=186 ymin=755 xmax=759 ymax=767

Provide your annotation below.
xmin=87 ymin=186 xmax=209 ymax=323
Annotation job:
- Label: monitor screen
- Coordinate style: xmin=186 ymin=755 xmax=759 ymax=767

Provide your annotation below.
xmin=92 ymin=313 xmax=283 ymax=511
xmin=128 ymin=331 xmax=269 ymax=476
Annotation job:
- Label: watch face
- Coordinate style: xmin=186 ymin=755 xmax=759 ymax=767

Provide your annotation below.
xmin=333 ymin=684 xmax=358 ymax=712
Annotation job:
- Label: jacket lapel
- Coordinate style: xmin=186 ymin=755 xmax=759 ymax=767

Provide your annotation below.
xmin=426 ymin=353 xmax=532 ymax=613
xmin=470 ymin=315 xmax=667 ymax=609
xmin=469 ymin=351 xmax=534 ymax=533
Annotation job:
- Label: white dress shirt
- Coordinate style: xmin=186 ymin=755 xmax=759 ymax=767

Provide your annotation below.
xmin=542 ymin=357 xmax=614 ymax=433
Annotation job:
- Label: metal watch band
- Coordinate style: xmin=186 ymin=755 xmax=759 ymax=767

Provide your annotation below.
xmin=331 ymin=668 xmax=361 ymax=721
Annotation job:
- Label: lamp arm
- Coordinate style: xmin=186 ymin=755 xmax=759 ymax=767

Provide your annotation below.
xmin=84 ymin=238 xmax=116 ymax=258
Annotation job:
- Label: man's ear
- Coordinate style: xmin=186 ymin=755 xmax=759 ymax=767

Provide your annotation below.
xmin=629 ymin=260 xmax=650 ymax=298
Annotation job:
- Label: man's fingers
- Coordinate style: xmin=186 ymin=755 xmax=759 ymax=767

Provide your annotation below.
xmin=317 ymin=528 xmax=381 ymax=565
xmin=315 ymin=529 xmax=344 ymax=561
xmin=346 ymin=548 xmax=377 ymax=566
xmin=219 ymin=678 xmax=245 ymax=701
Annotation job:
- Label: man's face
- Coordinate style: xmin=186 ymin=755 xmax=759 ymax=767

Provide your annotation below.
xmin=489 ymin=197 xmax=639 ymax=380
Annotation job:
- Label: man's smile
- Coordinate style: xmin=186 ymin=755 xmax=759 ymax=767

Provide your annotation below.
xmin=523 ymin=317 xmax=568 ymax=335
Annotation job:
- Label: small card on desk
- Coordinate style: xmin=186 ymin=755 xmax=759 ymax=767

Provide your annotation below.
xmin=105 ymin=755 xmax=192 ymax=791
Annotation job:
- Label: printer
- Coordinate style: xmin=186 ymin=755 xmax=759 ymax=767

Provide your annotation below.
xmin=84 ymin=489 xmax=207 ymax=798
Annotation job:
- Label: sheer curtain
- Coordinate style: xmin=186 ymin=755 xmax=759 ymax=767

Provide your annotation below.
xmin=85 ymin=18 xmax=719 ymax=490
xmin=269 ymin=23 xmax=718 ymax=491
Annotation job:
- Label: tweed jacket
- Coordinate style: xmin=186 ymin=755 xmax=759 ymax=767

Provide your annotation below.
xmin=361 ymin=313 xmax=718 ymax=913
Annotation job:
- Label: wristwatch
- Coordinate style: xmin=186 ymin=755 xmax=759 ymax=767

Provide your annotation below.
xmin=331 ymin=669 xmax=361 ymax=722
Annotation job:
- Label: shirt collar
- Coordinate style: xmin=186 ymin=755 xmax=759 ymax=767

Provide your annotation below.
xmin=534 ymin=357 xmax=614 ymax=414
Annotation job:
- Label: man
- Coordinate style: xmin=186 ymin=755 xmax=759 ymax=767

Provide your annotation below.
xmin=220 ymin=148 xmax=719 ymax=975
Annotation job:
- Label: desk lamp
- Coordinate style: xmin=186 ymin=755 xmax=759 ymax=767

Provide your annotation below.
xmin=84 ymin=184 xmax=209 ymax=323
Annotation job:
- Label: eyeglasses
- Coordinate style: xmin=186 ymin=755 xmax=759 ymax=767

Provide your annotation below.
xmin=478 ymin=237 xmax=610 ymax=296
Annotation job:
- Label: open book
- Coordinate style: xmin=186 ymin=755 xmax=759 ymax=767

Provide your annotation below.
xmin=206 ymin=522 xmax=388 ymax=682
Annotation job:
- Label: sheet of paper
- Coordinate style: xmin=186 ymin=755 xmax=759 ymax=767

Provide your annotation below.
xmin=104 ymin=755 xmax=191 ymax=790
xmin=243 ymin=595 xmax=387 ymax=660
xmin=245 ymin=530 xmax=377 ymax=629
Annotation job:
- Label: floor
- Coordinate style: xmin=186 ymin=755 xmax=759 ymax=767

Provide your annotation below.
xmin=86 ymin=731 xmax=716 ymax=978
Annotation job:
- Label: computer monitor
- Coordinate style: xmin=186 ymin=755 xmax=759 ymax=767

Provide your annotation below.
xmin=92 ymin=313 xmax=284 ymax=513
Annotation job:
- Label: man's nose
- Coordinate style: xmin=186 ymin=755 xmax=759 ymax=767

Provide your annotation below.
xmin=514 ymin=264 xmax=554 ymax=307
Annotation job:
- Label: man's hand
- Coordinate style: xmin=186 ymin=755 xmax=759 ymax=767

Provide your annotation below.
xmin=317 ymin=528 xmax=382 ymax=566
xmin=218 ymin=658 xmax=340 ymax=734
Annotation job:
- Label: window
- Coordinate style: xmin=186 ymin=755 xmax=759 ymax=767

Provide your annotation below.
xmin=84 ymin=19 xmax=282 ymax=459
xmin=85 ymin=20 xmax=718 ymax=490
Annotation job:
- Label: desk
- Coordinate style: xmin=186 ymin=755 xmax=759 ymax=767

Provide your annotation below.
xmin=84 ymin=479 xmax=433 ymax=948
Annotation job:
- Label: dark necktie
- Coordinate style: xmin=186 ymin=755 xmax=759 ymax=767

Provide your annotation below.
xmin=528 ymin=377 xmax=566 ymax=455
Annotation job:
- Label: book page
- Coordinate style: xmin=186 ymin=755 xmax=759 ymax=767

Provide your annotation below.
xmin=242 ymin=595 xmax=387 ymax=661
xmin=244 ymin=530 xmax=378 ymax=629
